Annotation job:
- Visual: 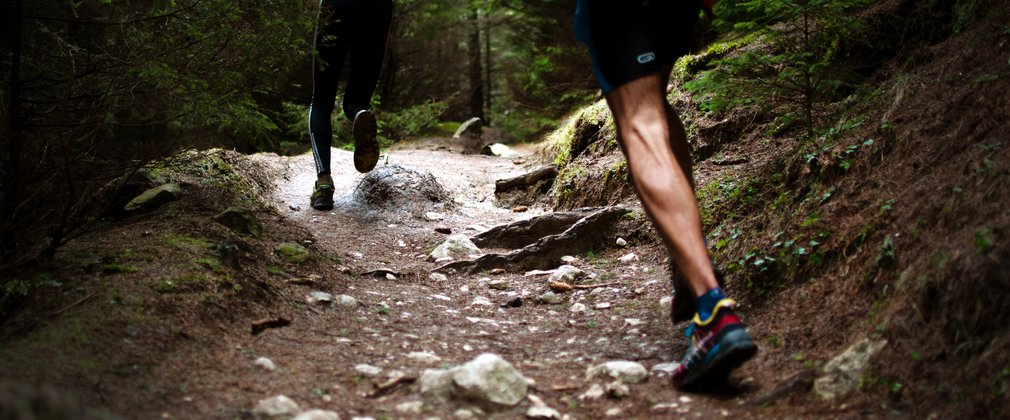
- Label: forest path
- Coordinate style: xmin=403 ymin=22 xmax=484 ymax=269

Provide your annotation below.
xmin=217 ymin=139 xmax=764 ymax=418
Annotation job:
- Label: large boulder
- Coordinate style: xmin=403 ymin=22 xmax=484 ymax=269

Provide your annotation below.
xmin=454 ymin=117 xmax=483 ymax=154
xmin=350 ymin=165 xmax=453 ymax=216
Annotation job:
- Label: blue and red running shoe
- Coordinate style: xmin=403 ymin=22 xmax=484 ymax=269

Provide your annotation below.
xmin=671 ymin=298 xmax=757 ymax=390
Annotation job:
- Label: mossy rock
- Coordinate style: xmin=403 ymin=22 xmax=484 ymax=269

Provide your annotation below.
xmin=213 ymin=207 xmax=262 ymax=237
xmin=124 ymin=183 xmax=182 ymax=212
xmin=275 ymin=242 xmax=309 ymax=264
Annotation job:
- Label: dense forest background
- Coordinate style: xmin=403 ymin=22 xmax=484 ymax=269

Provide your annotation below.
xmin=0 ymin=0 xmax=597 ymax=278
xmin=1 ymin=0 xmax=1000 ymax=303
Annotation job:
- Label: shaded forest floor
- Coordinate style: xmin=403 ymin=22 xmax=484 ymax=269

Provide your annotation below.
xmin=3 ymin=1 xmax=1010 ymax=418
xmin=0 ymin=136 xmax=860 ymax=419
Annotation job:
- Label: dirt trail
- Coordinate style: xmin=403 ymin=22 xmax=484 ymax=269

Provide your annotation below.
xmin=183 ymin=140 xmax=773 ymax=419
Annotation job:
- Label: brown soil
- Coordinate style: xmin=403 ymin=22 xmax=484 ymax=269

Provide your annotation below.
xmin=0 ymin=136 xmax=823 ymax=419
xmin=2 ymin=1 xmax=1009 ymax=418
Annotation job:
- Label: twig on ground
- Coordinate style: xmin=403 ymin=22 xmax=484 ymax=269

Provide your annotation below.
xmin=366 ymin=375 xmax=417 ymax=398
xmin=571 ymin=282 xmax=621 ymax=290
xmin=51 ymin=290 xmax=97 ymax=316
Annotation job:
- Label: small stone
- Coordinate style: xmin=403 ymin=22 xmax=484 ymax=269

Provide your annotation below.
xmin=335 ymin=295 xmax=360 ymax=308
xmin=605 ymin=380 xmax=630 ymax=398
xmin=483 ymin=143 xmax=519 ymax=158
xmin=490 ymin=268 xmax=506 ymax=275
xmin=355 ymin=364 xmax=382 ymax=377
xmin=407 ymin=352 xmax=442 ymax=364
xmin=251 ymin=395 xmax=300 ymax=419
xmin=560 ymin=255 xmax=577 ymax=264
xmin=586 ymin=361 xmax=649 ymax=384
xmin=306 ymin=291 xmax=334 ymax=305
xmin=435 ymin=227 xmax=452 ymax=234
xmin=526 ymin=405 xmax=561 ymax=419
xmin=275 ymin=243 xmax=310 ymax=264
xmin=472 ymin=297 xmax=493 ymax=306
xmin=605 ymin=407 xmax=623 ymax=417
xmin=453 ymin=408 xmax=477 ymax=419
xmin=578 ymin=384 xmax=605 ymax=400
xmin=425 ymin=212 xmax=445 ymax=221
xmin=512 ymin=206 xmax=529 ymax=212
xmin=595 ymin=302 xmax=611 ymax=310
xmin=451 ymin=353 xmax=530 ymax=406
xmin=487 ymin=280 xmax=508 ymax=290
xmin=549 ymin=265 xmax=584 ymax=283
xmin=651 ymin=362 xmax=679 ymax=376
xmin=814 ymin=338 xmax=889 ymax=399
xmin=658 ymin=296 xmax=673 ymax=321
xmin=624 ymin=318 xmax=643 ymax=327
xmin=536 ymin=292 xmax=564 ymax=305
xmin=651 ymin=403 xmax=679 ymax=412
xmin=618 ymin=253 xmax=638 ymax=263
xmin=349 ymin=251 xmax=364 ymax=260
xmin=460 ymin=285 xmax=470 ymax=293
xmin=293 ymin=410 xmax=340 ymax=420
xmin=616 ymin=237 xmax=628 ymax=247
xmin=395 ymin=401 xmax=424 ymax=415
xmin=429 ymin=273 xmax=448 ymax=282
xmin=386 ymin=273 xmax=397 ymax=280
xmin=254 ymin=357 xmax=276 ymax=372
xmin=570 ymin=303 xmax=587 ymax=313
xmin=430 ymin=235 xmax=481 ymax=261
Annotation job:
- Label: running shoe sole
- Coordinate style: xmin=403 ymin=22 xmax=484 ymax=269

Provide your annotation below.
xmin=675 ymin=328 xmax=758 ymax=390
xmin=353 ymin=110 xmax=379 ymax=173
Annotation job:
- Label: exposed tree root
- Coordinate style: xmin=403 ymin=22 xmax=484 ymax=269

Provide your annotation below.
xmin=494 ymin=165 xmax=558 ymax=194
xmin=437 ymin=206 xmax=631 ymax=274
xmin=472 ymin=208 xmax=600 ymax=249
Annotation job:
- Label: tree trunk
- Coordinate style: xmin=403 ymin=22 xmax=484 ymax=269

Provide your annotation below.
xmin=483 ymin=8 xmax=492 ymax=126
xmin=467 ymin=8 xmax=484 ymax=121
xmin=2 ymin=0 xmax=25 ymax=264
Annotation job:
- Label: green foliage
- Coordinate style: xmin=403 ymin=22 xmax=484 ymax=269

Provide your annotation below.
xmin=1 ymin=0 xmax=316 ymax=274
xmin=974 ymin=228 xmax=995 ymax=254
xmin=876 ymin=234 xmax=897 ymax=267
xmin=378 ymin=99 xmax=451 ymax=144
xmin=1 ymin=274 xmax=61 ymax=317
xmin=687 ymin=0 xmax=872 ymax=137
xmin=101 ymin=264 xmax=138 ymax=275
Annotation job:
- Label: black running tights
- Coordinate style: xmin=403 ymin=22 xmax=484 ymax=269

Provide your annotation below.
xmin=309 ymin=0 xmax=392 ymax=176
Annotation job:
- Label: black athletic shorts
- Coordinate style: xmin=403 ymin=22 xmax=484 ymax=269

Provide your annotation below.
xmin=575 ymin=0 xmax=702 ymax=94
